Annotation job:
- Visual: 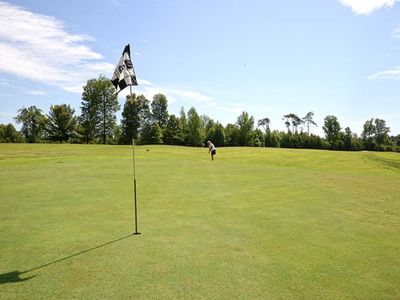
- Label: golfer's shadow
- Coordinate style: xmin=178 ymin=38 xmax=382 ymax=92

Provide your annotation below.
xmin=0 ymin=234 xmax=132 ymax=285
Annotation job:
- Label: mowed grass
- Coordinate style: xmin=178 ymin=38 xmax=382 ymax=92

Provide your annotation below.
xmin=0 ymin=144 xmax=399 ymax=299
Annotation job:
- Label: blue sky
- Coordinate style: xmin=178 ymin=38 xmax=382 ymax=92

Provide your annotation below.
xmin=0 ymin=0 xmax=399 ymax=136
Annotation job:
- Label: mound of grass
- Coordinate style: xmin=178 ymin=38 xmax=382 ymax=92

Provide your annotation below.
xmin=1 ymin=144 xmax=399 ymax=299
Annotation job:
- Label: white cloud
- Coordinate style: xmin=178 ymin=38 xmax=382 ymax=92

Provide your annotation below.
xmin=27 ymin=90 xmax=46 ymax=95
xmin=338 ymin=0 xmax=396 ymax=15
xmin=368 ymin=66 xmax=400 ymax=80
xmin=0 ymin=1 xmax=112 ymax=93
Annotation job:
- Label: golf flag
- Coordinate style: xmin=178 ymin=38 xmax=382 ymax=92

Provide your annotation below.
xmin=111 ymin=44 xmax=138 ymax=94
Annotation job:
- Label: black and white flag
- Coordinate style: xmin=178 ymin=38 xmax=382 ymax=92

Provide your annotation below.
xmin=112 ymin=44 xmax=138 ymax=94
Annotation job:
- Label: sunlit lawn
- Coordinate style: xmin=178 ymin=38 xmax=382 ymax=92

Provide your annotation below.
xmin=1 ymin=144 xmax=399 ymax=299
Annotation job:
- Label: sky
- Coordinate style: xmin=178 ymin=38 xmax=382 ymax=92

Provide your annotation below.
xmin=0 ymin=0 xmax=399 ymax=136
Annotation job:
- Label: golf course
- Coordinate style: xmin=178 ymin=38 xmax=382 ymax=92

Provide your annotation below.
xmin=0 ymin=144 xmax=399 ymax=299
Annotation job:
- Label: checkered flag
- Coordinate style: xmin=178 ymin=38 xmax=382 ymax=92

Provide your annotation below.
xmin=111 ymin=44 xmax=138 ymax=94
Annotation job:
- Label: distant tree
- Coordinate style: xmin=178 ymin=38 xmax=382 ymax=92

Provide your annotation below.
xmin=323 ymin=115 xmax=341 ymax=149
xmin=257 ymin=117 xmax=270 ymax=133
xmin=250 ymin=128 xmax=264 ymax=147
xmin=151 ymin=93 xmax=169 ymax=129
xmin=0 ymin=123 xmax=24 ymax=143
xmin=80 ymin=75 xmax=119 ymax=144
xmin=46 ymin=104 xmax=76 ymax=143
xmin=140 ymin=122 xmax=163 ymax=144
xmin=120 ymin=94 xmax=151 ymax=144
xmin=265 ymin=130 xmax=280 ymax=148
xmin=212 ymin=122 xmax=225 ymax=147
xmin=14 ymin=106 xmax=47 ymax=143
xmin=283 ymin=113 xmax=303 ymax=133
xmin=225 ymin=123 xmax=240 ymax=146
xmin=205 ymin=121 xmax=225 ymax=147
xmin=390 ymin=134 xmax=400 ymax=152
xmin=236 ymin=111 xmax=254 ymax=146
xmin=344 ymin=127 xmax=352 ymax=151
xmin=179 ymin=107 xmax=188 ymax=145
xmin=302 ymin=111 xmax=317 ymax=135
xmin=362 ymin=118 xmax=376 ymax=150
xmin=203 ymin=116 xmax=216 ymax=144
xmin=374 ymin=118 xmax=390 ymax=147
xmin=164 ymin=114 xmax=183 ymax=145
xmin=186 ymin=107 xmax=204 ymax=147
xmin=110 ymin=124 xmax=122 ymax=145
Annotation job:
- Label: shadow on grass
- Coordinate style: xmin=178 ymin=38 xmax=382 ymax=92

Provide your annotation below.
xmin=0 ymin=234 xmax=132 ymax=285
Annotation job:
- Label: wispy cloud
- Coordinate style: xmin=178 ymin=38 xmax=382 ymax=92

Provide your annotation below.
xmin=0 ymin=111 xmax=14 ymax=117
xmin=27 ymin=90 xmax=46 ymax=96
xmin=118 ymin=79 xmax=214 ymax=105
xmin=0 ymin=111 xmax=15 ymax=123
xmin=105 ymin=0 xmax=122 ymax=8
xmin=392 ymin=25 xmax=400 ymax=39
xmin=116 ymin=79 xmax=249 ymax=116
xmin=368 ymin=66 xmax=400 ymax=80
xmin=338 ymin=0 xmax=397 ymax=15
xmin=0 ymin=1 xmax=113 ymax=93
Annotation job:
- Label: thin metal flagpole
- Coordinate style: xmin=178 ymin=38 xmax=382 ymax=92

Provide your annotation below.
xmin=130 ymin=85 xmax=140 ymax=235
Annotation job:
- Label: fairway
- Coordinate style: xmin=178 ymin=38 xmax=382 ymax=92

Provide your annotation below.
xmin=1 ymin=144 xmax=399 ymax=299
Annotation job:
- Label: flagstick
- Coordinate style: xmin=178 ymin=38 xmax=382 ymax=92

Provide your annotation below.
xmin=131 ymin=85 xmax=140 ymax=235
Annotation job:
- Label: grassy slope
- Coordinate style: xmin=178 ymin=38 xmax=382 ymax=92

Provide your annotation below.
xmin=0 ymin=144 xmax=399 ymax=299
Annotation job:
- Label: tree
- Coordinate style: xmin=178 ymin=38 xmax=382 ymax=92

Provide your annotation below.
xmin=186 ymin=107 xmax=204 ymax=147
xmin=205 ymin=121 xmax=225 ymax=147
xmin=265 ymin=130 xmax=280 ymax=148
xmin=80 ymin=75 xmax=119 ymax=144
xmin=362 ymin=118 xmax=376 ymax=150
xmin=203 ymin=115 xmax=216 ymax=144
xmin=225 ymin=123 xmax=240 ymax=146
xmin=120 ymin=94 xmax=151 ymax=144
xmin=283 ymin=113 xmax=303 ymax=133
xmin=323 ymin=115 xmax=341 ymax=149
xmin=257 ymin=117 xmax=270 ymax=133
xmin=46 ymin=104 xmax=76 ymax=143
xmin=179 ymin=107 xmax=188 ymax=145
xmin=302 ymin=111 xmax=317 ymax=135
xmin=140 ymin=122 xmax=163 ymax=144
xmin=344 ymin=127 xmax=352 ymax=151
xmin=250 ymin=128 xmax=264 ymax=147
xmin=164 ymin=114 xmax=183 ymax=145
xmin=282 ymin=115 xmax=291 ymax=132
xmin=374 ymin=118 xmax=390 ymax=147
xmin=14 ymin=106 xmax=47 ymax=143
xmin=236 ymin=111 xmax=254 ymax=146
xmin=0 ymin=123 xmax=24 ymax=143
xmin=212 ymin=122 xmax=225 ymax=147
xmin=151 ymin=93 xmax=169 ymax=129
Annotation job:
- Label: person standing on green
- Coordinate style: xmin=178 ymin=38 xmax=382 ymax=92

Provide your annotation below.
xmin=207 ymin=140 xmax=216 ymax=161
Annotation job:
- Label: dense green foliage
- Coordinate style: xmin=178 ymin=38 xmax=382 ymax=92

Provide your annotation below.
xmin=1 ymin=144 xmax=399 ymax=298
xmin=0 ymin=123 xmax=24 ymax=143
xmin=80 ymin=75 xmax=119 ymax=144
xmin=14 ymin=106 xmax=47 ymax=143
xmin=46 ymin=104 xmax=77 ymax=143
xmin=3 ymin=76 xmax=399 ymax=152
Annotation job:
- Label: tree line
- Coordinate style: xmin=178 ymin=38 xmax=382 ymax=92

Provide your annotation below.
xmin=1 ymin=75 xmax=399 ymax=152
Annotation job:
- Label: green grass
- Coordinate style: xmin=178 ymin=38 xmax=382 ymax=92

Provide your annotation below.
xmin=0 ymin=144 xmax=399 ymax=299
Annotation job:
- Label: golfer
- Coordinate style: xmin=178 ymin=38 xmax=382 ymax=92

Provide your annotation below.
xmin=207 ymin=140 xmax=216 ymax=161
